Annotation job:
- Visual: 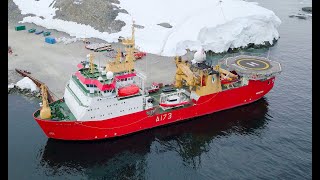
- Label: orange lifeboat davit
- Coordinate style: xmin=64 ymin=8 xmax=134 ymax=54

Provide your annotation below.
xmin=118 ymin=84 xmax=140 ymax=97
xmin=220 ymin=70 xmax=239 ymax=85
xmin=221 ymin=77 xmax=239 ymax=85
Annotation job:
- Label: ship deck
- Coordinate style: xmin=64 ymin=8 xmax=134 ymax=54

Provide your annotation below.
xmin=222 ymin=55 xmax=282 ymax=80
xmin=79 ymin=67 xmax=113 ymax=84
xmin=35 ymin=100 xmax=76 ymax=121
xmin=147 ymin=85 xmax=193 ymax=113
xmin=35 ymin=81 xmax=247 ymax=121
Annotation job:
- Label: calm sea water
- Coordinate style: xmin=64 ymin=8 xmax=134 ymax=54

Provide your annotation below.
xmin=8 ymin=0 xmax=311 ymax=179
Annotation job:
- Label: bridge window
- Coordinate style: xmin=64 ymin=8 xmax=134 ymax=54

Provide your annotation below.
xmin=168 ymin=99 xmax=177 ymax=102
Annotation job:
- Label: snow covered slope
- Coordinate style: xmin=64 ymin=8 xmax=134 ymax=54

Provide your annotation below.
xmin=15 ymin=77 xmax=38 ymax=92
xmin=13 ymin=0 xmax=281 ymax=56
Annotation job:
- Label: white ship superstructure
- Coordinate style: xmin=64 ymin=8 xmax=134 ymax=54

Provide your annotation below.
xmin=63 ymin=23 xmax=147 ymax=121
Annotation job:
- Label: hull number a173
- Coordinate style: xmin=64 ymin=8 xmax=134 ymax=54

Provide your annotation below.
xmin=156 ymin=113 xmax=172 ymax=122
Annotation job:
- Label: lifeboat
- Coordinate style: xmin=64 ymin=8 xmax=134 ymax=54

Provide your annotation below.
xmin=118 ymin=84 xmax=140 ymax=97
xmin=159 ymin=95 xmax=190 ymax=108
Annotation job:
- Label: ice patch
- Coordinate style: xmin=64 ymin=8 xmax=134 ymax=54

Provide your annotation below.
xmin=73 ymin=0 xmax=83 ymax=5
xmin=56 ymin=37 xmax=81 ymax=44
xmin=8 ymin=83 xmax=15 ymax=89
xmin=15 ymin=77 xmax=39 ymax=92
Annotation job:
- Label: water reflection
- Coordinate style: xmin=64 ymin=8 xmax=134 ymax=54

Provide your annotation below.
xmin=40 ymin=98 xmax=270 ymax=179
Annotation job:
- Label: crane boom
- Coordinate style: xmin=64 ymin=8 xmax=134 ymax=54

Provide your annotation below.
xmin=174 ymin=56 xmax=200 ymax=89
xmin=177 ymin=63 xmax=198 ymax=85
xmin=40 ymin=84 xmax=51 ymax=119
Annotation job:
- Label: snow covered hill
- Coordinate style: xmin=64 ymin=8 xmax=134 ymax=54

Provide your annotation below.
xmin=13 ymin=0 xmax=281 ymax=56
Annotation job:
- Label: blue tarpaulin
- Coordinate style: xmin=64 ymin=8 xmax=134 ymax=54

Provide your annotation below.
xmin=45 ymin=37 xmax=56 ymax=44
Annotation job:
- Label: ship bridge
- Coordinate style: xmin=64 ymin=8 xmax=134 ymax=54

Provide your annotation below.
xmin=221 ymin=55 xmax=282 ymax=80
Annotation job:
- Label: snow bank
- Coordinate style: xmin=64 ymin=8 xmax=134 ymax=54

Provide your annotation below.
xmin=13 ymin=0 xmax=57 ymax=19
xmin=56 ymin=37 xmax=81 ymax=44
xmin=73 ymin=0 xmax=83 ymax=5
xmin=15 ymin=77 xmax=38 ymax=92
xmin=8 ymin=83 xmax=15 ymax=89
xmin=15 ymin=0 xmax=281 ymax=56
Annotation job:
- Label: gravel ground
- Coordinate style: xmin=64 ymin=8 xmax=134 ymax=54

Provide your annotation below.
xmin=54 ymin=0 xmax=127 ymax=33
xmin=8 ymin=70 xmax=23 ymax=84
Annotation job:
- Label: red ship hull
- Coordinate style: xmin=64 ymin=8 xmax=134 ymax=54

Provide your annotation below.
xmin=34 ymin=78 xmax=275 ymax=140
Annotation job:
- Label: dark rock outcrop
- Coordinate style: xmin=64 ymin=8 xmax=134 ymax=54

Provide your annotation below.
xmin=157 ymin=23 xmax=173 ymax=28
xmin=302 ymin=7 xmax=312 ymax=13
xmin=53 ymin=0 xmax=127 ymax=33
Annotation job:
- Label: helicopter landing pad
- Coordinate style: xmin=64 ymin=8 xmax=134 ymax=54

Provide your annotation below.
xmin=222 ymin=55 xmax=282 ymax=80
xmin=235 ymin=58 xmax=272 ymax=71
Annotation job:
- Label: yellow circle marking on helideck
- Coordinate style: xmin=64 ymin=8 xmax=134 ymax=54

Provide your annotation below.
xmin=236 ymin=58 xmax=270 ymax=70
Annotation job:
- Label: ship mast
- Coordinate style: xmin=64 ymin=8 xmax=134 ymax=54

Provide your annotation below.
xmin=105 ymin=21 xmax=136 ymax=73
xmin=40 ymin=84 xmax=51 ymax=119
xmin=89 ymin=53 xmax=94 ymax=74
xmin=115 ymin=48 xmax=122 ymax=63
xmin=123 ymin=21 xmax=135 ymax=64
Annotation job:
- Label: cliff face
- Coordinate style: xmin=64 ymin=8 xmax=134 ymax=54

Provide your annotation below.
xmin=8 ymin=0 xmax=24 ymax=23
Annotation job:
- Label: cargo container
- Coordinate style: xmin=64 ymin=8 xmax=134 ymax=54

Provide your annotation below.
xmin=15 ymin=25 xmax=26 ymax=31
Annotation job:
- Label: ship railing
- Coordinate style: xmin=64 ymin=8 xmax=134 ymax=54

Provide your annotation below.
xmin=66 ymin=84 xmax=89 ymax=107
xmin=216 ymin=51 xmax=272 ymax=66
xmin=220 ymin=54 xmax=282 ymax=80
xmin=71 ymin=75 xmax=101 ymax=97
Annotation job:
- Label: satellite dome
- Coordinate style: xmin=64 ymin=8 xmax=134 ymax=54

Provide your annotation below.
xmin=98 ymin=76 xmax=103 ymax=81
xmin=106 ymin=71 xmax=113 ymax=79
xmin=193 ymin=48 xmax=206 ymax=63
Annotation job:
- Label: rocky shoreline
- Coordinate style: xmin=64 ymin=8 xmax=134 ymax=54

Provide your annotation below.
xmin=8 ymin=84 xmax=41 ymax=100
xmin=8 ymin=70 xmax=41 ymax=99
